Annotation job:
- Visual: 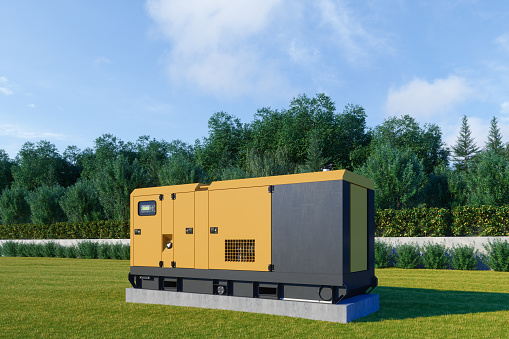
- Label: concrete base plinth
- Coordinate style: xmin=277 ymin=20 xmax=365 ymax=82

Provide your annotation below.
xmin=126 ymin=288 xmax=378 ymax=323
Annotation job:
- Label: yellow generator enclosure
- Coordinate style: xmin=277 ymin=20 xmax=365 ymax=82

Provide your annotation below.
xmin=129 ymin=170 xmax=377 ymax=302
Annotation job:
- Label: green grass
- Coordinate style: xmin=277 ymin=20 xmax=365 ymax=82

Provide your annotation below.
xmin=1 ymin=258 xmax=509 ymax=338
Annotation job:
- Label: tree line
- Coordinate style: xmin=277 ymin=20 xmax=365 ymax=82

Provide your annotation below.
xmin=0 ymin=93 xmax=508 ymax=224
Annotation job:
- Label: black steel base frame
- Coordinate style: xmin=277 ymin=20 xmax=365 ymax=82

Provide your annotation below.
xmin=129 ymin=266 xmax=377 ymax=303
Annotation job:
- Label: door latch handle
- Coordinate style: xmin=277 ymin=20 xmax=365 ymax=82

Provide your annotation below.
xmin=186 ymin=228 xmax=193 ymax=234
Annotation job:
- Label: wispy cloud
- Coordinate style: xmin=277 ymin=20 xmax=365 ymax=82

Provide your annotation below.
xmin=94 ymin=56 xmax=112 ymax=65
xmin=386 ymin=75 xmax=472 ymax=119
xmin=27 ymin=104 xmax=35 ymax=108
xmin=317 ymin=0 xmax=392 ymax=65
xmin=501 ymin=102 xmax=509 ymax=115
xmin=0 ymin=123 xmax=66 ymax=140
xmin=145 ymin=0 xmax=286 ymax=98
xmin=0 ymin=76 xmax=13 ymax=95
xmin=495 ymin=33 xmax=509 ymax=53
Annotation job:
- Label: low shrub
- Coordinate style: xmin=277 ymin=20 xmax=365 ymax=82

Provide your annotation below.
xmin=17 ymin=243 xmax=31 ymax=257
xmin=42 ymin=242 xmax=58 ymax=257
xmin=395 ymin=243 xmax=421 ymax=269
xmin=120 ymin=244 xmax=130 ymax=260
xmin=2 ymin=241 xmax=18 ymax=257
xmin=483 ymin=240 xmax=509 ymax=272
xmin=26 ymin=243 xmax=44 ymax=257
xmin=77 ymin=241 xmax=98 ymax=259
xmin=55 ymin=244 xmax=66 ymax=258
xmin=375 ymin=241 xmax=394 ymax=268
xmin=64 ymin=245 xmax=78 ymax=258
xmin=450 ymin=244 xmax=478 ymax=270
xmin=421 ymin=242 xmax=449 ymax=269
xmin=98 ymin=243 xmax=111 ymax=259
xmin=109 ymin=243 xmax=123 ymax=260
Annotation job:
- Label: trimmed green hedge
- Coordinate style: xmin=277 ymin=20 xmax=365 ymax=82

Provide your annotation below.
xmin=2 ymin=205 xmax=509 ymax=239
xmin=375 ymin=208 xmax=451 ymax=237
xmin=451 ymin=206 xmax=509 ymax=236
xmin=0 ymin=220 xmax=129 ymax=239
xmin=376 ymin=206 xmax=509 ymax=237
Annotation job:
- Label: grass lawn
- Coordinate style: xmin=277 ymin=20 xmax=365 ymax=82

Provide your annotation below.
xmin=1 ymin=257 xmax=508 ymax=338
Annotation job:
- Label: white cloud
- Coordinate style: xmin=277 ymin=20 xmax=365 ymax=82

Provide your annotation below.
xmin=386 ymin=75 xmax=472 ymax=119
xmin=501 ymin=102 xmax=509 ymax=115
xmin=94 ymin=56 xmax=112 ymax=65
xmin=0 ymin=76 xmax=13 ymax=95
xmin=0 ymin=87 xmax=12 ymax=95
xmin=288 ymin=39 xmax=319 ymax=64
xmin=317 ymin=0 xmax=392 ymax=65
xmin=0 ymin=123 xmax=66 ymax=140
xmin=495 ymin=33 xmax=509 ymax=53
xmin=27 ymin=104 xmax=35 ymax=108
xmin=145 ymin=0 xmax=286 ymax=98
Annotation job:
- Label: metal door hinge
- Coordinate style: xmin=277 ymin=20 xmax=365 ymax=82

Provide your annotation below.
xmin=171 ymin=193 xmax=176 ymax=200
xmin=268 ymin=264 xmax=275 ymax=272
xmin=159 ymin=194 xmax=164 ymax=201
xmin=268 ymin=185 xmax=274 ymax=193
xmin=171 ymin=261 xmax=176 ymax=268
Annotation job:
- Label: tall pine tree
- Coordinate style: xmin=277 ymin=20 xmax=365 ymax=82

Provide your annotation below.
xmin=485 ymin=116 xmax=504 ymax=155
xmin=452 ymin=116 xmax=479 ymax=171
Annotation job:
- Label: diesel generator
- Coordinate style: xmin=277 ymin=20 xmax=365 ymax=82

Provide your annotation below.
xmin=128 ymin=170 xmax=377 ymax=303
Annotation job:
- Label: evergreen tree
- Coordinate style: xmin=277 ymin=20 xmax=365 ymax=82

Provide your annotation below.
xmin=485 ymin=116 xmax=504 ymax=155
xmin=298 ymin=130 xmax=330 ymax=173
xmin=0 ymin=186 xmax=31 ymax=224
xmin=27 ymin=185 xmax=66 ymax=224
xmin=452 ymin=116 xmax=479 ymax=171
xmin=0 ymin=149 xmax=13 ymax=194
xmin=357 ymin=143 xmax=425 ymax=210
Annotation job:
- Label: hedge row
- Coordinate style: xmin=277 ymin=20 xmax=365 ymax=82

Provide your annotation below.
xmin=0 ymin=220 xmax=129 ymax=239
xmin=1 ymin=205 xmax=509 ymax=239
xmin=375 ymin=206 xmax=509 ymax=237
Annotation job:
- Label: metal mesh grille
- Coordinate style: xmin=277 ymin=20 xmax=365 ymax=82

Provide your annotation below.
xmin=225 ymin=239 xmax=255 ymax=262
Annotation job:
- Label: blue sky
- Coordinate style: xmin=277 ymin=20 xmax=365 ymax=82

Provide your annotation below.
xmin=1 ymin=1 xmax=509 ymax=158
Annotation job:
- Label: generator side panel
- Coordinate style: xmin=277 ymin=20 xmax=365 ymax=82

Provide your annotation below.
xmin=194 ymin=189 xmax=209 ymax=270
xmin=350 ymin=183 xmax=368 ymax=273
xmin=208 ymin=186 xmax=271 ymax=272
xmin=271 ymin=180 xmax=345 ymax=275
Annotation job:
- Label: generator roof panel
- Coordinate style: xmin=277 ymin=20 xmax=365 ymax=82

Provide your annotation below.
xmin=208 ymin=170 xmax=374 ymax=191
xmin=131 ymin=183 xmax=201 ymax=197
xmin=130 ymin=170 xmax=374 ymax=196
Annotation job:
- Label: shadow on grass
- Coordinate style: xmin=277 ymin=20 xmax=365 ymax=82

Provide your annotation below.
xmin=357 ymin=286 xmax=509 ymax=322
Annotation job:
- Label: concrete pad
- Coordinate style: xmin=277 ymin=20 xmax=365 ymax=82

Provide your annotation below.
xmin=126 ymin=288 xmax=379 ymax=323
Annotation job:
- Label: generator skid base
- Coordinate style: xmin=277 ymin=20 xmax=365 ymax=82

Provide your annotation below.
xmin=129 ymin=170 xmax=378 ymax=310
xmin=126 ymin=287 xmax=379 ymax=323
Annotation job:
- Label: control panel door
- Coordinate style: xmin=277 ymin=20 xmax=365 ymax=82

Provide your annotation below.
xmin=173 ymin=192 xmax=195 ymax=268
xmin=132 ymin=195 xmax=161 ymax=267
xmin=161 ymin=195 xmax=174 ymax=267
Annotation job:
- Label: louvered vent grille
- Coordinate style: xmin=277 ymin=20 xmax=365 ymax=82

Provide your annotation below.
xmin=225 ymin=239 xmax=255 ymax=262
